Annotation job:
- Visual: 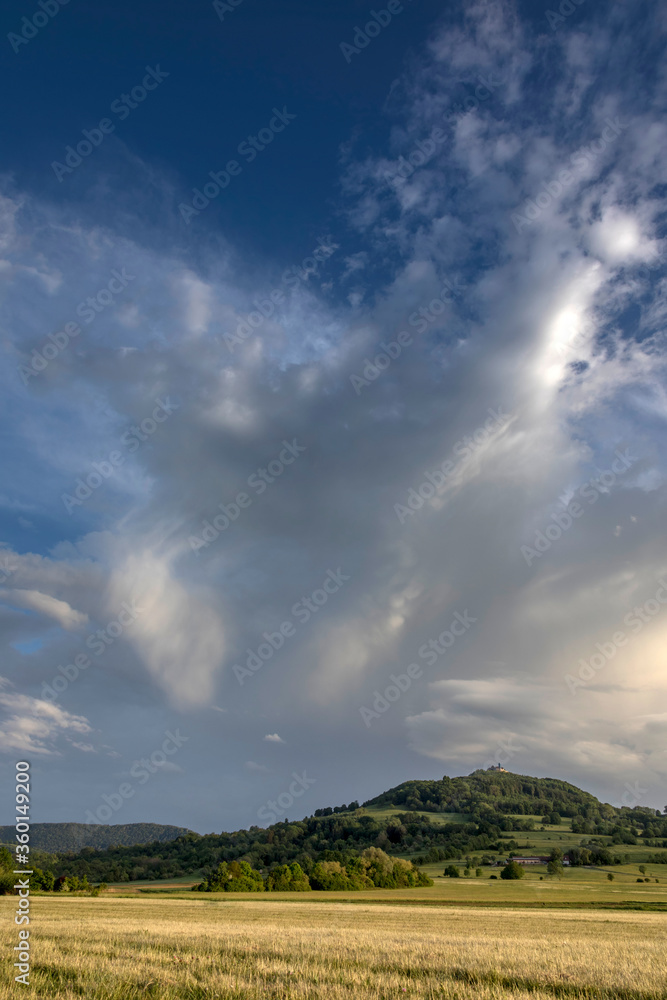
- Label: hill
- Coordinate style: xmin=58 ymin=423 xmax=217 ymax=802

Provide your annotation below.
xmin=0 ymin=822 xmax=192 ymax=854
xmin=364 ymin=771 xmax=608 ymax=818
xmin=42 ymin=771 xmax=667 ymax=884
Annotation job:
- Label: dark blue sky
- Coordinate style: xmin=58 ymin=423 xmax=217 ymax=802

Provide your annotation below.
xmin=4 ymin=0 xmax=455 ymax=260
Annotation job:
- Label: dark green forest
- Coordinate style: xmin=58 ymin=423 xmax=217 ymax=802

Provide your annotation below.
xmin=0 ymin=822 xmax=190 ymax=854
xmin=9 ymin=772 xmax=667 ymax=887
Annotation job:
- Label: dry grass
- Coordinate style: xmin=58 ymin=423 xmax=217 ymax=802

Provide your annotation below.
xmin=1 ymin=896 xmax=665 ymax=999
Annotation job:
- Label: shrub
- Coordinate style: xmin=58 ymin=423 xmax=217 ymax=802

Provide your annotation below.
xmin=500 ymin=861 xmax=524 ymax=880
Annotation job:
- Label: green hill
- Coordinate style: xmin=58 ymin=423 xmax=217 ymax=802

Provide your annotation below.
xmin=40 ymin=771 xmax=667 ymax=884
xmin=0 ymin=822 xmax=191 ymax=854
xmin=364 ymin=771 xmax=608 ymax=818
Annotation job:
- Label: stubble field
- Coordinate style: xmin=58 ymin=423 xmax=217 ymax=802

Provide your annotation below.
xmin=1 ymin=895 xmax=666 ymax=1000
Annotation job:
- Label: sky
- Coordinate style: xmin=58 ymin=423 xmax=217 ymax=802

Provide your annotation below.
xmin=1 ymin=0 xmax=666 ymax=834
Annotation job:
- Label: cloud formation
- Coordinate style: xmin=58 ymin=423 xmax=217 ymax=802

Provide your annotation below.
xmin=0 ymin=0 xmax=666 ymax=828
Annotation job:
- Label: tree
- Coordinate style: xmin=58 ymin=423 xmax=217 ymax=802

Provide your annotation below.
xmin=309 ymin=861 xmax=351 ymax=891
xmin=475 ymin=868 xmax=483 ymax=877
xmin=638 ymin=865 xmax=646 ymax=874
xmin=500 ymin=861 xmax=524 ymax=880
xmin=266 ymin=863 xmax=311 ymax=892
xmin=547 ymin=858 xmax=564 ymax=878
xmin=547 ymin=848 xmax=564 ymax=879
xmin=0 ymin=846 xmax=15 ymax=895
xmin=607 ymin=873 xmax=614 ymax=881
xmin=549 ymin=812 xmax=561 ymax=826
xmin=32 ymin=868 xmax=55 ymax=891
xmin=444 ymin=865 xmax=460 ymax=878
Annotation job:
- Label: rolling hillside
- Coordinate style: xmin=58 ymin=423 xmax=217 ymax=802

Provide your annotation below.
xmin=0 ymin=822 xmax=192 ymax=854
xmin=39 ymin=771 xmax=667 ymax=884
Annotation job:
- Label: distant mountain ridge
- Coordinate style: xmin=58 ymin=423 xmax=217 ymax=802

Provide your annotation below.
xmin=0 ymin=822 xmax=192 ymax=854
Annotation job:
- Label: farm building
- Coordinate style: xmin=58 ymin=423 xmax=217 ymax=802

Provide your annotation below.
xmin=496 ymin=856 xmax=571 ymax=866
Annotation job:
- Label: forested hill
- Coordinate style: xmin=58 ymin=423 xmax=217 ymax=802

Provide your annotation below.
xmin=42 ymin=771 xmax=667 ymax=885
xmin=0 ymin=822 xmax=191 ymax=854
xmin=364 ymin=771 xmax=608 ymax=818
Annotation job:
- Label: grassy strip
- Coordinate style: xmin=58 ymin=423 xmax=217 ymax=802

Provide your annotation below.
xmin=135 ymin=888 xmax=667 ymax=910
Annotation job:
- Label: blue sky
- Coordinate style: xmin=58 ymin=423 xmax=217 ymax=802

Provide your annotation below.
xmin=1 ymin=0 xmax=666 ymax=832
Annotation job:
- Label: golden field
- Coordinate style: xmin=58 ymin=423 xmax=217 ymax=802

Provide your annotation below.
xmin=1 ymin=895 xmax=666 ymax=1000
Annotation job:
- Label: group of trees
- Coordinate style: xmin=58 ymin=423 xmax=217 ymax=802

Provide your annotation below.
xmin=0 ymin=846 xmax=53 ymax=894
xmin=0 ymin=846 xmax=108 ymax=895
xmin=313 ymin=802 xmax=360 ymax=817
xmin=443 ymin=864 xmax=483 ymax=877
xmin=196 ymin=849 xmax=432 ymax=892
xmin=42 ymin=810 xmax=512 ymax=884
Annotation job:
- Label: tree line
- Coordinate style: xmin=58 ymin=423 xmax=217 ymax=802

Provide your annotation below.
xmin=195 ymin=849 xmax=432 ymax=892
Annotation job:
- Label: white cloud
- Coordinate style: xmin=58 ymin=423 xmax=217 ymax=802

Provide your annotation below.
xmin=245 ymin=760 xmax=270 ymax=772
xmin=105 ymin=548 xmax=227 ymax=708
xmin=0 ymin=686 xmax=92 ymax=756
xmin=1 ymin=589 xmax=88 ymax=630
